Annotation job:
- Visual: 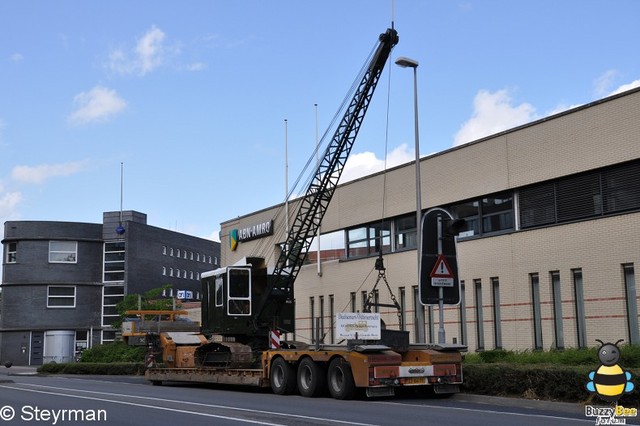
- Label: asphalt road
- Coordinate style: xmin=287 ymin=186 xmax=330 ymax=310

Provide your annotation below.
xmin=0 ymin=367 xmax=635 ymax=425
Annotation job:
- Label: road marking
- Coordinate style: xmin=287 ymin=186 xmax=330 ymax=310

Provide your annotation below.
xmin=1 ymin=383 xmax=376 ymax=426
xmin=373 ymin=400 xmax=593 ymax=424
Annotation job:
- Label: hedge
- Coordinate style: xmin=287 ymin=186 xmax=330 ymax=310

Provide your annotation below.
xmin=38 ymin=362 xmax=145 ymax=375
xmin=462 ymin=363 xmax=640 ymax=406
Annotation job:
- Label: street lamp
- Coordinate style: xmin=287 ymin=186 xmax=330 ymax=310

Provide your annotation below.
xmin=395 ymin=56 xmax=426 ymax=343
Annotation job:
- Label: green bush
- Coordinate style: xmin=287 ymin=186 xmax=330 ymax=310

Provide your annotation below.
xmin=465 ymin=345 xmax=640 ymax=368
xmin=38 ymin=362 xmax=145 ymax=375
xmin=463 ymin=363 xmax=640 ymax=405
xmin=79 ymin=342 xmax=146 ymax=363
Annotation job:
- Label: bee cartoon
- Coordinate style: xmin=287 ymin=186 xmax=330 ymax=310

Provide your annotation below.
xmin=587 ymin=339 xmax=635 ymax=402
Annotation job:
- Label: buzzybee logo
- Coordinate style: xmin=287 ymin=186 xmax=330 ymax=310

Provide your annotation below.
xmin=586 ymin=339 xmax=634 ymax=402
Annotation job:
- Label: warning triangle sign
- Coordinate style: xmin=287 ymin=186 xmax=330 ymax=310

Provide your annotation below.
xmin=430 ymin=254 xmax=454 ymax=278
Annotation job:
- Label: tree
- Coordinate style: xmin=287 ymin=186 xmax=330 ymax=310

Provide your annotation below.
xmin=114 ymin=284 xmax=180 ymax=328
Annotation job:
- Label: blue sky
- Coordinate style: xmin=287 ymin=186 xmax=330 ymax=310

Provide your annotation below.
xmin=1 ymin=1 xmax=639 ymax=244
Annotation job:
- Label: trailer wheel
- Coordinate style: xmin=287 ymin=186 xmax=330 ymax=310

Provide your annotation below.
xmin=297 ymin=357 xmax=326 ymax=397
xmin=270 ymin=357 xmax=298 ymax=395
xmin=327 ymin=357 xmax=355 ymax=400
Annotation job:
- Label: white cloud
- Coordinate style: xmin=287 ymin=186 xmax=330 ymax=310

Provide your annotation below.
xmin=608 ymin=79 xmax=640 ymax=97
xmin=340 ymin=143 xmax=414 ymax=183
xmin=593 ymin=70 xmax=640 ymax=98
xmin=594 ymin=70 xmax=619 ymax=97
xmin=68 ymin=85 xmax=127 ymax=125
xmin=136 ymin=26 xmax=166 ymax=75
xmin=184 ymin=62 xmax=206 ymax=71
xmin=454 ymin=89 xmax=537 ymax=146
xmin=207 ymin=230 xmax=221 ymax=242
xmin=9 ymin=53 xmax=24 ymax=62
xmin=11 ymin=160 xmax=88 ymax=184
xmin=0 ymin=190 xmax=23 ymax=219
xmin=107 ymin=25 xmax=175 ymax=76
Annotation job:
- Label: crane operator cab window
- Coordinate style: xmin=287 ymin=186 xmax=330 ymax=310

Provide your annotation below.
xmin=214 ymin=276 xmax=224 ymax=307
xmin=227 ymin=267 xmax=251 ymax=316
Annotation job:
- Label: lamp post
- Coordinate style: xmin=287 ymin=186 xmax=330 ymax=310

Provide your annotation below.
xmin=395 ymin=56 xmax=426 ymax=344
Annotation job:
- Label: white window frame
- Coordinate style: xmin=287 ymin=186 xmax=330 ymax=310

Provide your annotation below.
xmin=47 ymin=285 xmax=76 ymax=308
xmin=49 ymin=241 xmax=77 ymax=263
xmin=6 ymin=242 xmax=17 ymax=263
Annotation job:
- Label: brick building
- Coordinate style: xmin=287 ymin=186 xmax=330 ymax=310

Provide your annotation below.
xmin=1 ymin=210 xmax=219 ymax=365
xmin=219 ymin=87 xmax=640 ymax=352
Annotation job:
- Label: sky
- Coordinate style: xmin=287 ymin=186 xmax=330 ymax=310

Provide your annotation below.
xmin=1 ymin=1 xmax=640 ymax=246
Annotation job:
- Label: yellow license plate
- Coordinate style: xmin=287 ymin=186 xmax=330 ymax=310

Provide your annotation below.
xmin=404 ymin=377 xmax=426 ymax=385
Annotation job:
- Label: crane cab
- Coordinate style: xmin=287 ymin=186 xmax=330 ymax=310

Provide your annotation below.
xmin=200 ymin=257 xmax=295 ymax=346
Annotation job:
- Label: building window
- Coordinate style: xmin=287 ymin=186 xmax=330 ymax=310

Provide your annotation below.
xmin=103 ymin=285 xmax=124 ymax=327
xmin=573 ymin=269 xmax=587 ymax=348
xmin=6 ymin=242 xmax=17 ymax=263
xmin=399 ymin=287 xmax=406 ymax=331
xmin=162 ymin=266 xmax=166 ymax=276
xmin=531 ymin=273 xmax=543 ymax=350
xmin=603 ymin=161 xmax=640 ymax=213
xmin=170 ymin=248 xmax=174 ymax=256
xmin=372 ymin=289 xmax=379 ymax=313
xmin=350 ymin=292 xmax=356 ymax=312
xmin=556 ymin=174 xmax=601 ymax=221
xmin=450 ymin=199 xmax=479 ymax=235
xmin=102 ymin=330 xmax=116 ymax=343
xmin=427 ymin=306 xmax=434 ymax=344
xmin=309 ymin=297 xmax=315 ymax=344
xmin=162 ymin=245 xmax=167 ymax=255
xmin=519 ymin=182 xmax=556 ymax=228
xmin=449 ymin=191 xmax=513 ymax=237
xmin=412 ymin=286 xmax=424 ymax=344
xmin=319 ymin=296 xmax=325 ymax=343
xmin=623 ymin=264 xmax=640 ymax=345
xmin=481 ymin=194 xmax=514 ymax=233
xmin=104 ymin=242 xmax=125 ymax=282
xmin=491 ymin=277 xmax=502 ymax=349
xmin=459 ymin=281 xmax=467 ymax=346
xmin=395 ymin=215 xmax=417 ymax=250
xmin=474 ymin=279 xmax=484 ymax=351
xmin=550 ymin=271 xmax=564 ymax=349
xmin=49 ymin=241 xmax=77 ymax=263
xmin=75 ymin=330 xmax=88 ymax=356
xmin=306 ymin=230 xmax=346 ymax=264
xmin=347 ymin=220 xmax=391 ymax=258
xmin=47 ymin=286 xmax=76 ymax=308
xmin=519 ymin=159 xmax=640 ymax=229
xmin=190 ymin=251 xmax=194 ymax=260
xmin=329 ymin=295 xmax=335 ymax=344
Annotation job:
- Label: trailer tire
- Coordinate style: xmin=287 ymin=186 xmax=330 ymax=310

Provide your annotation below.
xmin=327 ymin=357 xmax=355 ymax=400
xmin=297 ymin=357 xmax=326 ymax=397
xmin=270 ymin=357 xmax=298 ymax=395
